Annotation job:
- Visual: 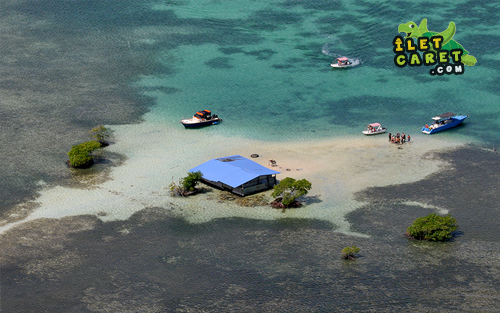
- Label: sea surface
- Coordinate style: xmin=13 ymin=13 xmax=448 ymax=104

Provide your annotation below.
xmin=1 ymin=0 xmax=500 ymax=311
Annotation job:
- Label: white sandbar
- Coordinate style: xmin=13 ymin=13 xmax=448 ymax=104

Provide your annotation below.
xmin=1 ymin=121 xmax=467 ymax=235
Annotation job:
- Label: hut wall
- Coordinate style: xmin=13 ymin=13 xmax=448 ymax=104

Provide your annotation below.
xmin=200 ymin=178 xmax=223 ymax=189
xmin=200 ymin=175 xmax=277 ymax=196
xmin=239 ymin=175 xmax=277 ymax=196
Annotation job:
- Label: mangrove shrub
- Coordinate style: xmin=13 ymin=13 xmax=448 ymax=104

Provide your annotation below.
xmin=89 ymin=125 xmax=109 ymax=145
xmin=67 ymin=141 xmax=102 ymax=168
xmin=170 ymin=171 xmax=203 ymax=196
xmin=341 ymin=246 xmax=360 ymax=260
xmin=406 ymin=213 xmax=458 ymax=241
xmin=271 ymin=177 xmax=312 ymax=208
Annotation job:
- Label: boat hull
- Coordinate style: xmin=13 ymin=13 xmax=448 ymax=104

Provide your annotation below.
xmin=331 ymin=64 xmax=355 ymax=68
xmin=421 ymin=115 xmax=467 ymax=134
xmin=181 ymin=118 xmax=222 ymax=128
xmin=362 ymin=129 xmax=387 ymax=135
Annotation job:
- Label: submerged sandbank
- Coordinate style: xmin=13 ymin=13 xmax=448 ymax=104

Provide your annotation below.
xmin=1 ymin=121 xmax=469 ymax=234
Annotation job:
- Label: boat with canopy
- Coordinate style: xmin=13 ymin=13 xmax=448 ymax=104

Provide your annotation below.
xmin=331 ymin=57 xmax=355 ymax=68
xmin=362 ymin=123 xmax=387 ymax=135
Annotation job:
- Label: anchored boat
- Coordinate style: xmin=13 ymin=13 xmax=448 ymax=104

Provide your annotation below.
xmin=362 ymin=123 xmax=387 ymax=135
xmin=180 ymin=110 xmax=222 ymax=128
xmin=421 ymin=112 xmax=468 ymax=134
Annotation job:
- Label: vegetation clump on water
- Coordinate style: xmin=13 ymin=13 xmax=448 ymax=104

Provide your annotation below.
xmin=341 ymin=246 xmax=360 ymax=260
xmin=271 ymin=177 xmax=312 ymax=208
xmin=169 ymin=171 xmax=203 ymax=197
xmin=405 ymin=213 xmax=458 ymax=241
xmin=67 ymin=141 xmax=102 ymax=168
xmin=66 ymin=126 xmax=110 ymax=168
xmin=89 ymin=125 xmax=110 ymax=146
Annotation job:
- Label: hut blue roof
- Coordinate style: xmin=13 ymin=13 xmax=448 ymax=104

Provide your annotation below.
xmin=189 ymin=155 xmax=280 ymax=188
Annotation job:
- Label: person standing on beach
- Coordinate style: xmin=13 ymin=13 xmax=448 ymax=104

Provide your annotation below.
xmin=407 ymin=134 xmax=410 ymax=142
xmin=388 ymin=133 xmax=391 ymax=141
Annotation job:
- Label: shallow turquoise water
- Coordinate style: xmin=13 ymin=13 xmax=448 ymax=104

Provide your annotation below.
xmin=1 ymin=0 xmax=499 ymax=220
xmin=1 ymin=1 xmax=500 ymax=311
xmin=135 ymin=0 xmax=500 ymax=142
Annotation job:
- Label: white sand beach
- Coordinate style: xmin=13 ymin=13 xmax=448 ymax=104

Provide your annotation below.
xmin=1 ymin=121 xmax=469 ymax=234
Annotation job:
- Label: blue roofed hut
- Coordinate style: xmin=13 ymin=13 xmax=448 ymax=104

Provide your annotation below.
xmin=189 ymin=155 xmax=280 ymax=196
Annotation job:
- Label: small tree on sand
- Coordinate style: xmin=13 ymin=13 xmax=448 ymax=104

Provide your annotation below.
xmin=405 ymin=213 xmax=458 ymax=241
xmin=89 ymin=125 xmax=109 ymax=145
xmin=169 ymin=171 xmax=203 ymax=196
xmin=271 ymin=177 xmax=312 ymax=208
xmin=341 ymin=246 xmax=360 ymax=260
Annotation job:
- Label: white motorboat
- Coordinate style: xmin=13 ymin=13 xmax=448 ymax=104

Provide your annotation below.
xmin=331 ymin=57 xmax=355 ymax=68
xmin=180 ymin=110 xmax=222 ymax=128
xmin=362 ymin=123 xmax=387 ymax=135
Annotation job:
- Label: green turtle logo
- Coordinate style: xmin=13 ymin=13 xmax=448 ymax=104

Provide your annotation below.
xmin=397 ymin=19 xmax=477 ymax=66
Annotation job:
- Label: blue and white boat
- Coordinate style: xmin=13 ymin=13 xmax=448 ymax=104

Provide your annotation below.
xmin=421 ymin=112 xmax=468 ymax=135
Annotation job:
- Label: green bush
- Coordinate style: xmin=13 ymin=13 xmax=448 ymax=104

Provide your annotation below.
xmin=67 ymin=141 xmax=102 ymax=168
xmin=406 ymin=213 xmax=458 ymax=241
xmin=182 ymin=171 xmax=203 ymax=191
xmin=271 ymin=177 xmax=312 ymax=207
xmin=170 ymin=171 xmax=203 ymax=196
xmin=341 ymin=246 xmax=360 ymax=260
xmin=89 ymin=125 xmax=109 ymax=144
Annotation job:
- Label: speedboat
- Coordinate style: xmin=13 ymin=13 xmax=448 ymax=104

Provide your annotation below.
xmin=362 ymin=123 xmax=387 ymax=135
xmin=331 ymin=57 xmax=355 ymax=68
xmin=180 ymin=110 xmax=222 ymax=128
xmin=421 ymin=112 xmax=468 ymax=134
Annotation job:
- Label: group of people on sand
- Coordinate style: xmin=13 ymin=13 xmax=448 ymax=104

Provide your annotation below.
xmin=388 ymin=132 xmax=410 ymax=144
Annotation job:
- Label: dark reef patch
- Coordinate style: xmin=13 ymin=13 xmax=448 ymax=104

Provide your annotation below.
xmin=2 ymin=188 xmax=500 ymax=312
xmin=204 ymin=57 xmax=233 ymax=69
xmin=352 ymin=144 xmax=500 ymax=241
xmin=3 ymin=144 xmax=500 ymax=312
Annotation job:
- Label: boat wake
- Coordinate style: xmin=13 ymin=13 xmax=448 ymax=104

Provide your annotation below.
xmin=322 ymin=38 xmax=362 ymax=67
xmin=342 ymin=58 xmax=361 ymax=66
